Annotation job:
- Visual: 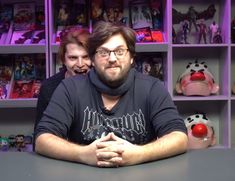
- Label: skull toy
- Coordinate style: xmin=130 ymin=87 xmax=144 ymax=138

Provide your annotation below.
xmin=175 ymin=60 xmax=219 ymax=96
xmin=184 ymin=113 xmax=216 ymax=149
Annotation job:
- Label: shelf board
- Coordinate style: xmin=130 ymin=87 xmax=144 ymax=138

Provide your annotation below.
xmin=173 ymin=95 xmax=228 ymax=101
xmin=172 ymin=43 xmax=228 ymax=48
xmin=51 ymin=42 xmax=169 ymax=53
xmin=0 ymin=99 xmax=37 ymax=108
xmin=0 ymin=44 xmax=46 ymax=54
xmin=231 ymin=96 xmax=235 ymax=100
xmin=51 ymin=43 xmax=59 ymax=53
xmin=136 ymin=42 xmax=168 ymax=52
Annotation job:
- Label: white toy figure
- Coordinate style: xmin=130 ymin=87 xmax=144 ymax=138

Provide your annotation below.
xmin=184 ymin=113 xmax=216 ymax=149
xmin=209 ymin=21 xmax=219 ymax=43
xmin=175 ymin=60 xmax=219 ymax=96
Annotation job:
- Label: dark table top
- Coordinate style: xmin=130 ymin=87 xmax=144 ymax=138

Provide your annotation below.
xmin=1 ymin=149 xmax=235 ymax=181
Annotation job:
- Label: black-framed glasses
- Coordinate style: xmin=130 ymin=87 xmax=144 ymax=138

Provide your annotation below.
xmin=95 ymin=48 xmax=129 ymax=59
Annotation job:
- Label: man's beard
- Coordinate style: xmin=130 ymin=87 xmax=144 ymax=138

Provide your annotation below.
xmin=96 ymin=66 xmax=130 ymax=88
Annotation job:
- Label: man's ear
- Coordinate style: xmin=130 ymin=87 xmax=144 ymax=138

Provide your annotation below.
xmin=130 ymin=58 xmax=134 ymax=65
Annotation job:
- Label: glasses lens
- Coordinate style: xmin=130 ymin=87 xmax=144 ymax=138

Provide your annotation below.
xmin=115 ymin=49 xmax=125 ymax=56
xmin=96 ymin=48 xmax=128 ymax=59
xmin=98 ymin=50 xmax=109 ymax=57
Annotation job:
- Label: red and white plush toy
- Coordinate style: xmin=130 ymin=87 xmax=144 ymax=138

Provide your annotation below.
xmin=184 ymin=113 xmax=216 ymax=149
xmin=175 ymin=60 xmax=219 ymax=96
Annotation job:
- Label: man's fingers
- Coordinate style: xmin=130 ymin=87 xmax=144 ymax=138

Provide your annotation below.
xmin=98 ymin=133 xmax=112 ymax=142
xmin=96 ymin=142 xmax=124 ymax=153
xmin=110 ymin=132 xmax=124 ymax=141
xmin=97 ymin=157 xmax=122 ymax=167
xmin=96 ymin=151 xmax=121 ymax=160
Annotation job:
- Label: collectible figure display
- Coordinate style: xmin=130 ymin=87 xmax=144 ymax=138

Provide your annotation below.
xmin=212 ymin=28 xmax=222 ymax=43
xmin=172 ymin=4 xmax=217 ymax=44
xmin=209 ymin=21 xmax=218 ymax=43
xmin=0 ymin=134 xmax=33 ymax=152
xmin=149 ymin=0 xmax=163 ymax=30
xmin=172 ymin=4 xmax=216 ymax=25
xmin=181 ymin=20 xmax=189 ymax=44
xmin=187 ymin=6 xmax=198 ymax=33
xmin=0 ymin=5 xmax=13 ymax=38
xmin=0 ymin=56 xmax=13 ymax=99
xmin=197 ymin=19 xmax=207 ymax=44
xmin=129 ymin=1 xmax=153 ymax=29
xmin=13 ymin=2 xmax=35 ymax=31
xmin=184 ymin=113 xmax=216 ymax=149
xmin=134 ymin=27 xmax=153 ymax=42
xmin=175 ymin=60 xmax=219 ymax=96
xmin=135 ymin=52 xmax=163 ymax=81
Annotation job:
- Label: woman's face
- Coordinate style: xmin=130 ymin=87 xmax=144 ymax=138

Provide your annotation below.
xmin=64 ymin=43 xmax=91 ymax=77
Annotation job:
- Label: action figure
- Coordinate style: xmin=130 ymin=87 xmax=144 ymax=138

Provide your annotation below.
xmin=197 ymin=19 xmax=207 ymax=44
xmin=187 ymin=6 xmax=198 ymax=33
xmin=209 ymin=21 xmax=219 ymax=43
xmin=213 ymin=28 xmax=222 ymax=44
xmin=15 ymin=134 xmax=25 ymax=151
xmin=181 ymin=20 xmax=190 ymax=44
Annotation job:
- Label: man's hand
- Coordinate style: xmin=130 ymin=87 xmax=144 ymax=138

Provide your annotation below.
xmin=96 ymin=133 xmax=142 ymax=167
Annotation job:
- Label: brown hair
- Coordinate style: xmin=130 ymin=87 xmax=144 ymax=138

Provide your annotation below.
xmin=88 ymin=21 xmax=136 ymax=60
xmin=58 ymin=28 xmax=90 ymax=63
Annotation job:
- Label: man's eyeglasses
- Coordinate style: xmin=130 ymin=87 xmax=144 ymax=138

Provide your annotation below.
xmin=95 ymin=48 xmax=129 ymax=59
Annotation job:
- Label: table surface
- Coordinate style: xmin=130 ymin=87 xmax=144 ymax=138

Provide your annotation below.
xmin=1 ymin=149 xmax=235 ymax=181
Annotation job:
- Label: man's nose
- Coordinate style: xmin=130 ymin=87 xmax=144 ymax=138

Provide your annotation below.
xmin=76 ymin=57 xmax=83 ymax=66
xmin=108 ymin=51 xmax=117 ymax=63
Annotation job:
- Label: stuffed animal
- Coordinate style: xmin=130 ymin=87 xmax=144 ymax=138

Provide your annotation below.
xmin=175 ymin=60 xmax=219 ymax=96
xmin=184 ymin=113 xmax=216 ymax=149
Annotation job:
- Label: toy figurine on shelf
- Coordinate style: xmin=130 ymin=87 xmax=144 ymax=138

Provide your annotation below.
xmin=15 ymin=134 xmax=25 ymax=152
xmin=187 ymin=6 xmax=198 ymax=33
xmin=209 ymin=21 xmax=219 ymax=43
xmin=8 ymin=135 xmax=16 ymax=149
xmin=184 ymin=113 xmax=216 ymax=149
xmin=197 ymin=19 xmax=207 ymax=44
xmin=0 ymin=137 xmax=9 ymax=151
xmin=213 ymin=28 xmax=222 ymax=43
xmin=175 ymin=60 xmax=219 ymax=96
xmin=181 ymin=20 xmax=190 ymax=44
xmin=232 ymin=17 xmax=235 ymax=43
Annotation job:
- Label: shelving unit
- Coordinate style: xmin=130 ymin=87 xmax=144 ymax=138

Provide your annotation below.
xmin=0 ymin=0 xmax=234 ymax=148
xmin=0 ymin=0 xmax=48 ymax=136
